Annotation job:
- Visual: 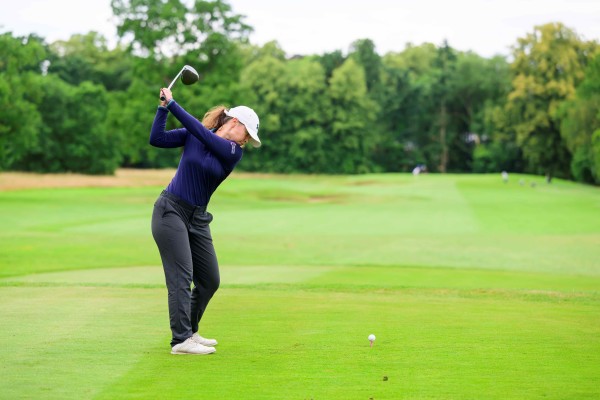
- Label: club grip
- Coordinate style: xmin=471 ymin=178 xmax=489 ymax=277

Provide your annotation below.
xmin=160 ymin=95 xmax=166 ymax=101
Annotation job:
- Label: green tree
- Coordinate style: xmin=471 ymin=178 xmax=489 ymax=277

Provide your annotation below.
xmin=106 ymin=75 xmax=180 ymax=168
xmin=273 ymin=58 xmax=330 ymax=173
xmin=349 ymin=39 xmax=382 ymax=94
xmin=241 ymin=57 xmax=330 ymax=173
xmin=472 ymin=102 xmax=524 ymax=173
xmin=0 ymin=33 xmax=47 ymax=170
xmin=48 ymin=32 xmax=133 ymax=91
xmin=376 ymin=60 xmax=416 ymax=171
xmin=111 ymin=0 xmax=252 ymax=59
xmin=387 ymin=43 xmax=438 ymax=79
xmin=239 ymin=40 xmax=286 ymax=65
xmin=505 ymin=22 xmax=598 ymax=181
xmin=380 ymin=44 xmax=438 ymax=171
xmin=328 ymin=58 xmax=378 ymax=173
xmin=448 ymin=53 xmax=511 ymax=172
xmin=559 ymin=53 xmax=600 ymax=183
xmin=238 ymin=54 xmax=287 ymax=172
xmin=182 ymin=39 xmax=245 ymax=112
xmin=315 ymin=50 xmax=345 ymax=80
xmin=15 ymin=75 xmax=120 ymax=174
xmin=432 ymin=40 xmax=457 ymax=173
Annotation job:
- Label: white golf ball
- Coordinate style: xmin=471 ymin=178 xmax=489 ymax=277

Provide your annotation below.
xmin=368 ymin=334 xmax=376 ymax=341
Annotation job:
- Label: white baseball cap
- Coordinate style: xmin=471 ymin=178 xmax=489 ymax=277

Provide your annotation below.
xmin=225 ymin=106 xmax=261 ymax=148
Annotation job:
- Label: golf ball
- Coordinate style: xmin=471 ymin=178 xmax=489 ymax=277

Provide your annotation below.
xmin=368 ymin=334 xmax=376 ymax=341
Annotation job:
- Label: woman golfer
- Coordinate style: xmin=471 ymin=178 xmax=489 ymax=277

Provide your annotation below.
xmin=150 ymin=87 xmax=260 ymax=355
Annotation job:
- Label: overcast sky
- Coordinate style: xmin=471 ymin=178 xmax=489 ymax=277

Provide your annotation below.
xmin=1 ymin=0 xmax=599 ymax=57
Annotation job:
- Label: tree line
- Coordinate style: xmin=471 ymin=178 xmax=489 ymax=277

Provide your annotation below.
xmin=1 ymin=0 xmax=599 ymax=184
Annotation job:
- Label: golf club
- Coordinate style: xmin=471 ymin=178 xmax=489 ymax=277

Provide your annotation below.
xmin=160 ymin=65 xmax=200 ymax=101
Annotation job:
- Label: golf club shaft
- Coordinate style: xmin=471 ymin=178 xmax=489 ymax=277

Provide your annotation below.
xmin=160 ymin=67 xmax=185 ymax=101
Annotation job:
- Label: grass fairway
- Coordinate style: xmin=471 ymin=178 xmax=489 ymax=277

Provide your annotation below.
xmin=0 ymin=171 xmax=599 ymax=399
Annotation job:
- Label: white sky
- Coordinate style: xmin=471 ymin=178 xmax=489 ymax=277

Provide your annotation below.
xmin=1 ymin=0 xmax=599 ymax=57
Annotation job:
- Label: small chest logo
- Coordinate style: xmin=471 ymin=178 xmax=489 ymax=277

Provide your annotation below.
xmin=231 ymin=142 xmax=236 ymax=154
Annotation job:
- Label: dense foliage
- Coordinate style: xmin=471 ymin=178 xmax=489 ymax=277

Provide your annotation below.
xmin=0 ymin=1 xmax=598 ymax=183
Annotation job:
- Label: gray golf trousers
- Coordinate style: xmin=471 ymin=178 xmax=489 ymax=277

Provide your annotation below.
xmin=151 ymin=190 xmax=220 ymax=347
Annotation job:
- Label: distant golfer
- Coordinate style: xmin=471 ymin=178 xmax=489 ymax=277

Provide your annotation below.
xmin=149 ymin=87 xmax=261 ymax=355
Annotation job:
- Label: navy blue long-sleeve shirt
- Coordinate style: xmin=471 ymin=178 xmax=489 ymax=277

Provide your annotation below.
xmin=149 ymin=100 xmax=243 ymax=206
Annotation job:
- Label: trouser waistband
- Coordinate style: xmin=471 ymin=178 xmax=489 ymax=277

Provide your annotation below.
xmin=160 ymin=190 xmax=207 ymax=213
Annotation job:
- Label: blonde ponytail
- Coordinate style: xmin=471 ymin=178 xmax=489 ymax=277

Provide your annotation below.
xmin=202 ymin=105 xmax=232 ymax=131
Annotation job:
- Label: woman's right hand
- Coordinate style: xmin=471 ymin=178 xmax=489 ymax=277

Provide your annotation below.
xmin=159 ymin=88 xmax=173 ymax=106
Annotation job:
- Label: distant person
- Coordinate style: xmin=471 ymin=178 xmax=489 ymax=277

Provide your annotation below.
xmin=502 ymin=171 xmax=509 ymax=183
xmin=413 ymin=164 xmax=427 ymax=175
xmin=149 ymin=87 xmax=261 ymax=355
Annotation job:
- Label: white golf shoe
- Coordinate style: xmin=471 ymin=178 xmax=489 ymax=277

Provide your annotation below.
xmin=191 ymin=333 xmax=218 ymax=347
xmin=171 ymin=337 xmax=216 ymax=355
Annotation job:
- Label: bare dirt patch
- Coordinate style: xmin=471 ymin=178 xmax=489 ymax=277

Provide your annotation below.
xmin=0 ymin=169 xmax=177 ymax=190
xmin=0 ymin=169 xmax=329 ymax=191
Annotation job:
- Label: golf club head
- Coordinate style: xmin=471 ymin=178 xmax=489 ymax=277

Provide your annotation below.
xmin=160 ymin=65 xmax=200 ymax=101
xmin=181 ymin=65 xmax=200 ymax=85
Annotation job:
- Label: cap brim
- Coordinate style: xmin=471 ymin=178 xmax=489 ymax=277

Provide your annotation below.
xmin=248 ymin=133 xmax=261 ymax=148
xmin=245 ymin=126 xmax=261 ymax=147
